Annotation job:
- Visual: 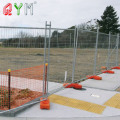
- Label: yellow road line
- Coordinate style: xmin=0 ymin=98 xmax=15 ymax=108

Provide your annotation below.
xmin=49 ymin=94 xmax=106 ymax=114
xmin=104 ymin=93 xmax=120 ymax=109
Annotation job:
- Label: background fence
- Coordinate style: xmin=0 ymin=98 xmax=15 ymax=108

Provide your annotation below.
xmin=44 ymin=25 xmax=120 ymax=93
xmin=45 ymin=26 xmax=120 ymax=89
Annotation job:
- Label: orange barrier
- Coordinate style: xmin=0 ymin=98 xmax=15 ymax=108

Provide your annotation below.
xmin=12 ymin=65 xmax=44 ymax=80
xmin=0 ymin=65 xmax=44 ymax=80
xmin=111 ymin=66 xmax=120 ymax=69
xmin=86 ymin=75 xmax=102 ymax=80
xmin=0 ymin=65 xmax=44 ymax=110
xmin=40 ymin=98 xmax=50 ymax=110
xmin=102 ymin=70 xmax=114 ymax=74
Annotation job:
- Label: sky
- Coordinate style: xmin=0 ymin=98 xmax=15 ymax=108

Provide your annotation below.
xmin=0 ymin=0 xmax=120 ymax=28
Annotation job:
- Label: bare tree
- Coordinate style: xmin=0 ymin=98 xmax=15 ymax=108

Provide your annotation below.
xmin=18 ymin=31 xmax=32 ymax=48
xmin=78 ymin=19 xmax=97 ymax=31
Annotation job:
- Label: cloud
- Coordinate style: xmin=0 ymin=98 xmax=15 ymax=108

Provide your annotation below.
xmin=0 ymin=0 xmax=120 ymax=28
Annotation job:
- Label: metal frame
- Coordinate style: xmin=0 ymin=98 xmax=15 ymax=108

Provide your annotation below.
xmin=93 ymin=26 xmax=99 ymax=75
xmin=43 ymin=21 xmax=47 ymax=95
xmin=43 ymin=21 xmax=51 ymax=95
xmin=116 ymin=34 xmax=119 ymax=66
xmin=47 ymin=22 xmax=51 ymax=93
xmin=106 ymin=32 xmax=111 ymax=69
xmin=72 ymin=26 xmax=77 ymax=83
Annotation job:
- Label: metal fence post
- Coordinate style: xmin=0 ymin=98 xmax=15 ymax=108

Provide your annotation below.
xmin=70 ymin=33 xmax=72 ymax=47
xmin=72 ymin=26 xmax=78 ymax=83
xmin=45 ymin=63 xmax=48 ymax=94
xmin=43 ymin=21 xmax=47 ymax=95
xmin=8 ymin=69 xmax=11 ymax=110
xmin=106 ymin=32 xmax=111 ymax=69
xmin=47 ymin=22 xmax=51 ymax=93
xmin=57 ymin=30 xmax=59 ymax=48
xmin=116 ymin=33 xmax=119 ymax=66
xmin=93 ymin=26 xmax=99 ymax=75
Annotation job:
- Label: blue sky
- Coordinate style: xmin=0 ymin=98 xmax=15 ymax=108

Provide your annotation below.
xmin=0 ymin=0 xmax=120 ymax=28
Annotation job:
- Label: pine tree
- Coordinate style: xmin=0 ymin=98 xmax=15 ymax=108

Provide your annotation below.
xmin=97 ymin=5 xmax=120 ymax=34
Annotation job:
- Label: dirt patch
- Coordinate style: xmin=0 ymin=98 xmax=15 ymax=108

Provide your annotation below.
xmin=0 ymin=86 xmax=42 ymax=110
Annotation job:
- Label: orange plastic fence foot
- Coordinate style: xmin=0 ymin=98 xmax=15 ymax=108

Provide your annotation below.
xmin=63 ymin=83 xmax=74 ymax=88
xmin=40 ymin=98 xmax=50 ymax=110
xmin=63 ymin=83 xmax=82 ymax=89
xmin=87 ymin=75 xmax=102 ymax=80
xmin=73 ymin=84 xmax=82 ymax=89
xmin=111 ymin=66 xmax=120 ymax=69
xmin=102 ymin=70 xmax=115 ymax=74
xmin=101 ymin=66 xmax=107 ymax=70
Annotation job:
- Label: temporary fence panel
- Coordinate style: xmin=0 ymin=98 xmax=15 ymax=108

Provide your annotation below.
xmin=74 ymin=29 xmax=97 ymax=81
xmin=47 ymin=28 xmax=75 ymax=92
xmin=108 ymin=34 xmax=119 ymax=69
xmin=74 ymin=28 xmax=120 ymax=81
xmin=96 ymin=32 xmax=109 ymax=74
xmin=47 ymin=28 xmax=120 ymax=118
xmin=0 ymin=27 xmax=45 ymax=110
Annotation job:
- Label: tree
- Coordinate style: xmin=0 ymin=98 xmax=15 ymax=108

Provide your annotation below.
xmin=78 ymin=20 xmax=97 ymax=32
xmin=51 ymin=31 xmax=60 ymax=38
xmin=97 ymin=5 xmax=120 ymax=34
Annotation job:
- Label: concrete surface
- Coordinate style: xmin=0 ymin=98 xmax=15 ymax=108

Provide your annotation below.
xmin=1 ymin=69 xmax=120 ymax=120
xmin=2 ymin=116 xmax=120 ymax=120
xmin=81 ymin=69 xmax=120 ymax=90
xmin=54 ymin=88 xmax=117 ymax=105
xmin=15 ymin=87 xmax=120 ymax=118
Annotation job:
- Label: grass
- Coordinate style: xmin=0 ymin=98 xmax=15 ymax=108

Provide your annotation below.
xmin=0 ymin=47 xmax=119 ymax=83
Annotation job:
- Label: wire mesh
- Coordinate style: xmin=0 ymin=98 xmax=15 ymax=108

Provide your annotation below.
xmin=46 ymin=27 xmax=120 ymax=92
xmin=47 ymin=28 xmax=120 ymax=117
xmin=47 ymin=28 xmax=75 ymax=92
xmin=74 ymin=29 xmax=119 ymax=81
xmin=0 ymin=27 xmax=45 ymax=110
xmin=108 ymin=34 xmax=118 ymax=68
xmin=74 ymin=30 xmax=97 ymax=81
xmin=0 ymin=25 xmax=119 ymax=113
xmin=96 ymin=32 xmax=109 ymax=73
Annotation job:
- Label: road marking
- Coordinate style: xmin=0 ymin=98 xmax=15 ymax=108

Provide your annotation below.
xmin=104 ymin=93 xmax=120 ymax=109
xmin=49 ymin=94 xmax=106 ymax=114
